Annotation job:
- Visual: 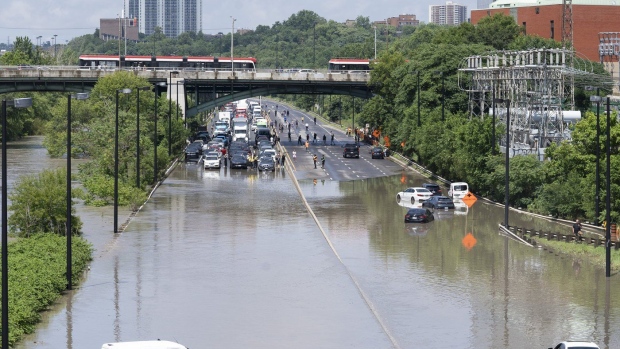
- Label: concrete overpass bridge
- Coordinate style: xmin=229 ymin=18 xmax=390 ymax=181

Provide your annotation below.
xmin=0 ymin=67 xmax=373 ymax=118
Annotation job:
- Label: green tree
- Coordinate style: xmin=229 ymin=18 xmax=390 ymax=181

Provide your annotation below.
xmin=476 ymin=13 xmax=523 ymax=50
xmin=8 ymin=168 xmax=82 ymax=237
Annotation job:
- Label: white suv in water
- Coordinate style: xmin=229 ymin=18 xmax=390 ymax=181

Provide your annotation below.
xmin=549 ymin=341 xmax=600 ymax=349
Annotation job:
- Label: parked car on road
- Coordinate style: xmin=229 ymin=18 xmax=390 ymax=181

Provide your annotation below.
xmin=343 ymin=143 xmax=360 ymax=158
xmin=230 ymin=154 xmax=249 ymax=169
xmin=404 ymin=208 xmax=434 ymax=223
xmin=422 ymin=196 xmax=455 ymax=210
xmin=184 ymin=142 xmax=202 ymax=162
xmin=371 ymin=147 xmax=384 ymax=159
xmin=203 ymin=152 xmax=221 ymax=169
xmin=258 ymin=155 xmax=275 ymax=172
xmin=396 ymin=187 xmax=433 ymax=204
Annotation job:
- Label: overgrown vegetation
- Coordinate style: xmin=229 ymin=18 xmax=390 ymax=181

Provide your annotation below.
xmin=3 ymin=234 xmax=92 ymax=345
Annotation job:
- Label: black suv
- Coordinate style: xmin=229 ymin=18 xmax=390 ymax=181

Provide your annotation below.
xmin=343 ymin=143 xmax=360 ymax=158
xmin=422 ymin=183 xmax=442 ymax=196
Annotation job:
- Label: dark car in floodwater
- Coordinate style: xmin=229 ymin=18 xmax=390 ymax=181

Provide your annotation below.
xmin=404 ymin=208 xmax=434 ymax=223
xmin=230 ymin=154 xmax=249 ymax=169
xmin=422 ymin=196 xmax=455 ymax=210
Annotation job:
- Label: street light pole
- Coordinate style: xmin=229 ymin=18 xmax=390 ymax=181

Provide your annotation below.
xmin=374 ymin=26 xmax=377 ymax=60
xmin=153 ymin=82 xmax=165 ymax=184
xmin=504 ymin=99 xmax=510 ymax=227
xmin=591 ymin=92 xmax=602 ymax=225
xmin=441 ymin=73 xmax=445 ymax=122
xmin=66 ymin=93 xmax=88 ymax=290
xmin=605 ymin=97 xmax=611 ymax=277
xmin=168 ymin=71 xmax=179 ymax=156
xmin=53 ymin=34 xmax=58 ymax=60
xmin=231 ymin=16 xmax=236 ymax=74
xmin=2 ymin=97 xmax=33 ymax=349
xmin=313 ymin=22 xmax=316 ymax=68
xmin=115 ymin=88 xmax=132 ymax=233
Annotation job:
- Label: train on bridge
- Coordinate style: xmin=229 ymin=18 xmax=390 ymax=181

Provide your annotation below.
xmin=78 ymin=54 xmax=257 ymax=71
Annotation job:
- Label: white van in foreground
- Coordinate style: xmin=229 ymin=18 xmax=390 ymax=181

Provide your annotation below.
xmin=101 ymin=340 xmax=188 ymax=349
xmin=448 ymin=182 xmax=469 ymax=199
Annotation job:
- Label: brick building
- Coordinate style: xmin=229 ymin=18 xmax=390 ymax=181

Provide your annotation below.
xmin=100 ymin=18 xmax=139 ymax=41
xmin=471 ymin=0 xmax=620 ymax=61
xmin=372 ymin=14 xmax=420 ymax=28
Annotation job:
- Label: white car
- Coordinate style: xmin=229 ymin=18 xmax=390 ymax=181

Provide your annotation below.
xmin=260 ymin=148 xmax=277 ymax=162
xmin=396 ymin=187 xmax=432 ymax=204
xmin=203 ymin=152 xmax=221 ymax=169
xmin=549 ymin=341 xmax=600 ymax=349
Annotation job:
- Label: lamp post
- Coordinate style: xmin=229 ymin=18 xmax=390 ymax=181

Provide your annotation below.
xmin=495 ymin=98 xmax=511 ymax=227
xmin=591 ymin=93 xmax=602 ymax=226
xmin=153 ymin=82 xmax=166 ymax=184
xmin=373 ymin=26 xmax=377 ymax=60
xmin=168 ymin=71 xmax=179 ymax=156
xmin=176 ymin=80 xmax=179 ymax=121
xmin=2 ymin=97 xmax=33 ymax=349
xmin=66 ymin=92 xmax=88 ymax=290
xmin=136 ymin=86 xmax=149 ymax=188
xmin=115 ymin=88 xmax=132 ymax=234
xmin=53 ymin=34 xmax=58 ymax=60
xmin=231 ymin=16 xmax=236 ymax=74
xmin=605 ymin=97 xmax=611 ymax=277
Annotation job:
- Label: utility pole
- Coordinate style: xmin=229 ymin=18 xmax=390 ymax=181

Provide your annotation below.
xmin=231 ymin=16 xmax=236 ymax=74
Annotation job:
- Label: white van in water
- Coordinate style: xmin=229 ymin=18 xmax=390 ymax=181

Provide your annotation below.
xmin=101 ymin=340 xmax=188 ymax=349
xmin=448 ymin=182 xmax=469 ymax=199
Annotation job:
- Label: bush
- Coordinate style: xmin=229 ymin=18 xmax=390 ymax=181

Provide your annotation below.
xmin=8 ymin=168 xmax=82 ymax=237
xmin=2 ymin=233 xmax=93 ymax=345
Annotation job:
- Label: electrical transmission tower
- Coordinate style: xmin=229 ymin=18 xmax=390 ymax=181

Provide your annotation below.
xmin=459 ymin=49 xmax=581 ymax=159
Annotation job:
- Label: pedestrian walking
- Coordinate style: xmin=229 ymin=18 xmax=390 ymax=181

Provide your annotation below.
xmin=323 ymin=134 xmax=327 ymax=145
xmin=223 ymin=153 xmax=228 ymax=167
xmin=288 ymin=131 xmax=292 ymax=142
xmin=281 ymin=152 xmax=286 ymax=166
xmin=292 ymin=150 xmax=297 ymax=160
xmin=301 ymin=116 xmax=304 ymax=124
xmin=305 ymin=140 xmax=310 ymax=152
xmin=314 ymin=117 xmax=317 ymax=125
xmin=305 ymin=123 xmax=309 ymax=132
xmin=298 ymin=135 xmax=302 ymax=145
xmin=313 ymin=154 xmax=318 ymax=168
xmin=321 ymin=154 xmax=325 ymax=168
xmin=275 ymin=152 xmax=281 ymax=168
xmin=330 ymin=132 xmax=335 ymax=145
xmin=573 ymin=219 xmax=583 ymax=240
xmin=295 ymin=120 xmax=298 ymax=128
xmin=306 ymin=133 xmax=310 ymax=143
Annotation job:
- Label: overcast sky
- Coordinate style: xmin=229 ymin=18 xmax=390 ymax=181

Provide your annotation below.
xmin=0 ymin=0 xmax=478 ymax=45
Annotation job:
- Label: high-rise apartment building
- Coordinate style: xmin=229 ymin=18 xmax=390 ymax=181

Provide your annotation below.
xmin=429 ymin=1 xmax=468 ymax=25
xmin=125 ymin=0 xmax=202 ymax=37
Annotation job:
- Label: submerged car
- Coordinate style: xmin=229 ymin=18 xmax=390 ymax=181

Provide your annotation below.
xmin=404 ymin=208 xmax=434 ymax=223
xmin=396 ymin=187 xmax=433 ymax=204
xmin=422 ymin=183 xmax=442 ymax=196
xmin=422 ymin=196 xmax=455 ymax=209
xmin=184 ymin=142 xmax=202 ymax=162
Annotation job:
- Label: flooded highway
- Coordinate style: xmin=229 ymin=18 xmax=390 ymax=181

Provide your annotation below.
xmin=7 ymin=136 xmax=620 ymax=349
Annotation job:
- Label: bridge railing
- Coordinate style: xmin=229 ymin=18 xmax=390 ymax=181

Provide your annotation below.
xmin=0 ymin=66 xmax=371 ymax=82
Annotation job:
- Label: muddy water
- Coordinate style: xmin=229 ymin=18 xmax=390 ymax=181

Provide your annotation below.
xmin=9 ymin=137 xmax=620 ymax=349
xmin=301 ymin=172 xmax=620 ymax=349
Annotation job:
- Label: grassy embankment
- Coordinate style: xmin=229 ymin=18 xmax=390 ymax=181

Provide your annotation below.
xmin=4 ymin=234 xmax=92 ymax=345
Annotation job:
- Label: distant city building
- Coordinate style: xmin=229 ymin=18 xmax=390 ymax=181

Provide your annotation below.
xmin=345 ymin=19 xmax=357 ymax=27
xmin=100 ymin=18 xmax=139 ymax=41
xmin=477 ymin=0 xmax=494 ymax=9
xmin=471 ymin=0 xmax=620 ymax=61
xmin=124 ymin=0 xmax=202 ymax=37
xmin=236 ymin=28 xmax=253 ymax=35
xmin=372 ymin=14 xmax=420 ymax=28
xmin=429 ymin=1 xmax=468 ymax=25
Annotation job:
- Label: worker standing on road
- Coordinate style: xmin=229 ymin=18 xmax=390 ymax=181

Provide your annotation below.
xmin=314 ymin=117 xmax=317 ymax=125
xmin=298 ymin=135 xmax=303 ymax=145
xmin=313 ymin=132 xmax=317 ymax=143
xmin=288 ymin=131 xmax=292 ymax=142
xmin=305 ymin=140 xmax=310 ymax=152
xmin=281 ymin=152 xmax=286 ymax=167
xmin=322 ymin=134 xmax=327 ymax=145
xmin=331 ymin=132 xmax=335 ymax=145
